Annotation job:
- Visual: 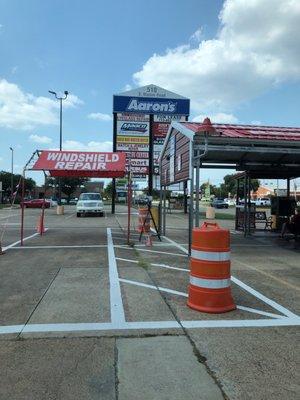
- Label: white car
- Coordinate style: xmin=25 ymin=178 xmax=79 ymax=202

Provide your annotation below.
xmin=76 ymin=192 xmax=104 ymax=217
xmin=255 ymin=197 xmax=271 ymax=207
xmin=46 ymin=198 xmax=58 ymax=207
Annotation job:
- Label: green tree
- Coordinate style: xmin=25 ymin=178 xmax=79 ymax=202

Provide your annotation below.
xmin=0 ymin=170 xmax=36 ymax=195
xmin=104 ymin=181 xmax=113 ymax=199
xmin=48 ymin=177 xmax=89 ymax=203
xmin=223 ymin=174 xmax=260 ymax=197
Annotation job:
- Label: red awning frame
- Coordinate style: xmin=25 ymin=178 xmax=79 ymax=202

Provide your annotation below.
xmin=19 ymin=150 xmax=128 ymax=246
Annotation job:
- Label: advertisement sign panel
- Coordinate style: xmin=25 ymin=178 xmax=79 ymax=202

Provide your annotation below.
xmin=117 ymin=121 xmax=150 ymax=137
xmin=153 ymin=114 xmax=186 ymax=123
xmin=114 ymin=96 xmax=190 ymax=115
xmin=116 ymin=143 xmax=149 ymax=152
xmin=117 ymin=113 xmax=149 ymax=122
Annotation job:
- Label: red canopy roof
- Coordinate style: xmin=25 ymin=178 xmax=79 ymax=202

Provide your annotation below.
xmin=182 ymin=122 xmax=300 ymax=142
xmin=31 ymin=151 xmax=126 ymax=178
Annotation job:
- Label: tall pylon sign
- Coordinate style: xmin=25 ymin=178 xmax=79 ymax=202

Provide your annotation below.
xmin=112 ymin=84 xmax=190 ymax=204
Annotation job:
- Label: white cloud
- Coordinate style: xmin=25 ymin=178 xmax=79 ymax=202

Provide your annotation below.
xmin=190 ymin=27 xmax=203 ymax=43
xmin=61 ymin=140 xmax=113 ymax=152
xmin=88 ymin=112 xmax=112 ymax=121
xmin=0 ymin=79 xmax=83 ymax=130
xmin=192 ymin=113 xmax=238 ymax=124
xmin=29 ymin=134 xmax=53 ymax=144
xmin=121 ymin=84 xmax=133 ymax=92
xmin=133 ymin=0 xmax=300 ymax=113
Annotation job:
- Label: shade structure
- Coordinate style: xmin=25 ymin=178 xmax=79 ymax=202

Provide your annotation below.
xmin=31 ymin=150 xmax=126 ymax=178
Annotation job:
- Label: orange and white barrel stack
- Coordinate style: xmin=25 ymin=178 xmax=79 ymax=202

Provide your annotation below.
xmin=137 ymin=207 xmax=150 ymax=234
xmin=187 ymin=222 xmax=236 ymax=313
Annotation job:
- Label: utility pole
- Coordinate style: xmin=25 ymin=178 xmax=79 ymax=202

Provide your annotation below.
xmin=9 ymin=147 xmax=14 ymax=203
xmin=48 ymin=90 xmax=68 ymax=210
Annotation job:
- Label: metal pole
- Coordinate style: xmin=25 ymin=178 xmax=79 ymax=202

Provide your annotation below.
xmin=195 ymin=159 xmax=200 ymax=227
xmin=183 ymin=180 xmax=188 ymax=214
xmin=57 ymin=98 xmax=63 ymax=206
xmin=148 ymin=114 xmax=154 ymax=196
xmin=163 ymin=185 xmax=166 ymax=235
xmin=247 ymin=174 xmax=251 ymax=235
xmin=159 ymin=185 xmax=163 ymax=234
xmin=20 ymin=171 xmax=25 ymax=246
xmin=287 ymin=178 xmax=290 ymax=197
xmin=189 ymin=166 xmax=194 ymax=255
xmin=112 ymin=113 xmax=117 ymax=214
xmin=127 ymin=172 xmax=132 ymax=245
xmin=10 ymin=147 xmax=14 ymax=203
xmin=243 ymin=174 xmax=247 ymax=237
xmin=235 ymin=177 xmax=240 ymax=230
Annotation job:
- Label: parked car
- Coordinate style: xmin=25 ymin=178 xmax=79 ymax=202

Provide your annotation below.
xmin=211 ymin=199 xmax=229 ymax=209
xmin=69 ymin=198 xmax=78 ymax=205
xmin=21 ymin=199 xmax=51 ymax=208
xmin=254 ymin=197 xmax=271 ymax=207
xmin=135 ymin=195 xmax=148 ymax=205
xmin=46 ymin=198 xmax=58 ymax=207
xmin=224 ymin=198 xmax=236 ymax=206
xmin=76 ymin=192 xmax=104 ymax=217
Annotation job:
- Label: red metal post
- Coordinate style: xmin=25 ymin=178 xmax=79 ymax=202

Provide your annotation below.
xmin=20 ymin=172 xmax=25 ymax=246
xmin=127 ymin=172 xmax=132 ymax=245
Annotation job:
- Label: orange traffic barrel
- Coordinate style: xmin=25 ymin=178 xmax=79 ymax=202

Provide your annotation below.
xmin=137 ymin=207 xmax=150 ymax=233
xmin=187 ymin=222 xmax=236 ymax=313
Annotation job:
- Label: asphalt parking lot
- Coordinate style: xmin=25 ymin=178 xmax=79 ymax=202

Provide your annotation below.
xmin=0 ymin=204 xmax=299 ymax=399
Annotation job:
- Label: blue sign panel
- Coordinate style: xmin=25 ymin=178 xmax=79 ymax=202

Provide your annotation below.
xmin=113 ymin=96 xmax=190 ymax=115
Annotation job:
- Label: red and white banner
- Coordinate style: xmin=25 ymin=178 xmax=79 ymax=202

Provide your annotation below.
xmin=32 ymin=151 xmax=126 ymax=178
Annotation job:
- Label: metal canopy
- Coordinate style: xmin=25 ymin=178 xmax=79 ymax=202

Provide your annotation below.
xmin=159 ymin=119 xmax=300 ymax=254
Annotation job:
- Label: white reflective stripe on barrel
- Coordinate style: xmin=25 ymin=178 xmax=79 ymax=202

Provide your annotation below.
xmin=191 ymin=249 xmax=230 ymax=262
xmin=190 ymin=276 xmax=231 ymax=289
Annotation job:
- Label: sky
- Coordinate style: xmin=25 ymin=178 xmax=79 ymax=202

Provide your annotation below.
xmin=0 ymin=0 xmax=299 ymax=188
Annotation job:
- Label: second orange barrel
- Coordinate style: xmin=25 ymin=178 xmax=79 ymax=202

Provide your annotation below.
xmin=187 ymin=222 xmax=236 ymax=313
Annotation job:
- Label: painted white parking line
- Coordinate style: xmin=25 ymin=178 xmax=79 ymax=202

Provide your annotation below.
xmin=1 ymin=316 xmax=300 ymax=336
xmin=181 ymin=318 xmax=300 ymax=329
xmin=0 ymin=324 xmax=24 ymax=334
xmin=115 ymin=245 xmax=187 ymax=257
xmin=119 ymin=278 xmax=189 ymax=297
xmin=116 ymin=257 xmax=189 ymax=272
xmin=119 ymin=278 xmax=283 ymax=319
xmin=160 ymin=234 xmax=189 ymax=255
xmin=0 ymin=213 xmax=19 ymax=220
xmin=22 ymin=322 xmax=114 ymax=333
xmin=107 ymin=228 xmax=125 ymax=326
xmin=2 ymin=230 xmax=48 ymax=251
xmin=9 ymin=244 xmax=108 ymax=249
xmin=65 ymin=213 xmax=75 ymax=220
xmin=231 ymin=276 xmax=298 ymax=318
xmin=236 ymin=305 xmax=283 ymax=319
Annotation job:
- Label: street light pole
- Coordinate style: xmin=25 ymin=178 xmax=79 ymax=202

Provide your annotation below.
xmin=9 ymin=147 xmax=14 ymax=203
xmin=48 ymin=90 xmax=68 ymax=207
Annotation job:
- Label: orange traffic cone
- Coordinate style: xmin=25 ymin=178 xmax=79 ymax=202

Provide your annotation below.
xmin=145 ymin=233 xmax=153 ymax=247
xmin=187 ymin=222 xmax=236 ymax=313
xmin=36 ymin=216 xmax=45 ymax=234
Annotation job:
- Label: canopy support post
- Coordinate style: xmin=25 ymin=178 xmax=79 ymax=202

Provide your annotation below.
xmin=20 ymin=170 xmax=25 ymax=246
